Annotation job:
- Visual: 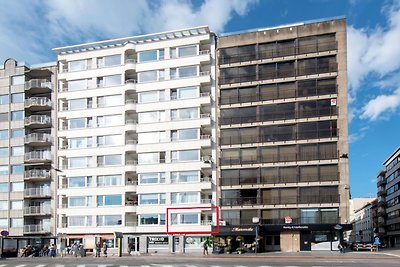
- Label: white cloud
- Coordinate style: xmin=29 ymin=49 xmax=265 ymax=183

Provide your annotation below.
xmin=360 ymin=87 xmax=400 ymax=120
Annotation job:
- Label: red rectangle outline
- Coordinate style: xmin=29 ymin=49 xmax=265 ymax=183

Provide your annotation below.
xmin=166 ymin=205 xmax=220 ymax=235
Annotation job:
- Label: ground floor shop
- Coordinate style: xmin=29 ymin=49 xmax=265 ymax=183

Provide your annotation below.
xmin=0 ymin=236 xmax=57 ymax=257
xmin=212 ymin=224 xmax=352 ymax=253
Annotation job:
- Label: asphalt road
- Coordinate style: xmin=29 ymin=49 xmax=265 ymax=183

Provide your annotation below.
xmin=1 ymin=252 xmax=399 ymax=267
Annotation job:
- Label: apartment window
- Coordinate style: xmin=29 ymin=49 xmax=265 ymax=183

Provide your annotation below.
xmin=69 ymin=59 xmax=87 ymax=72
xmin=139 ymin=173 xmax=165 ymax=184
xmin=97 ymin=215 xmax=122 ymax=226
xmin=171 ymin=128 xmax=198 ymax=141
xmin=69 ymin=98 xmax=92 ymax=110
xmin=171 ymin=192 xmax=199 ymax=204
xmin=11 ymin=218 xmax=23 ymax=228
xmin=173 ymin=45 xmax=197 ymax=58
xmin=69 ymin=137 xmax=92 ymax=149
xmin=11 ymin=129 xmax=24 ymax=138
xmin=138 ymin=70 xmax=165 ymax=83
xmin=97 ymin=55 xmax=121 ymax=68
xmin=97 ymin=195 xmax=122 ymax=206
xmin=171 ymin=150 xmax=199 ymax=162
xmin=0 ymin=95 xmax=9 ymax=105
xmin=11 ymin=182 xmax=24 ymax=192
xmin=68 ymin=157 xmax=90 ymax=169
xmin=138 ymin=49 xmax=164 ymax=62
xmin=0 ymin=183 xmax=8 ymax=192
xmin=68 ymin=79 xmax=89 ymax=91
xmin=11 ymin=146 xmax=24 ymax=156
xmin=11 ymin=111 xmax=23 ymax=121
xmin=170 ymin=66 xmax=198 ymax=79
xmin=0 ymin=113 xmax=7 ymax=122
xmin=97 ymin=114 xmax=122 ymax=127
xmin=11 ymin=164 xmax=23 ymax=174
xmin=97 ymin=75 xmax=121 ymax=87
xmin=139 ymin=193 xmax=166 ymax=205
xmin=138 ymin=153 xmax=159 ymax=164
xmin=98 ymin=95 xmax=122 ymax=107
xmin=171 ymin=86 xmax=198 ymax=100
xmin=97 ymin=155 xmax=122 ymax=166
xmin=139 ymin=214 xmax=165 ymax=225
xmin=171 ymin=107 xmax=198 ymax=120
xmin=171 ymin=213 xmax=199 ymax=225
xmin=138 ymin=111 xmax=165 ymax=123
xmin=97 ymin=175 xmax=122 ymax=186
xmin=138 ymin=131 xmax=166 ymax=144
xmin=97 ymin=135 xmax=121 ymax=147
xmin=69 ymin=196 xmax=92 ymax=207
xmin=0 ymin=219 xmax=7 ymax=228
xmin=138 ymin=90 xmax=165 ymax=103
xmin=0 ymin=130 xmax=8 ymax=140
xmin=69 ymin=176 xmax=92 ymax=188
xmin=171 ymin=171 xmax=199 ymax=183
xmin=0 ymin=201 xmax=7 ymax=210
xmin=69 ymin=118 xmax=90 ymax=129
xmin=0 ymin=166 xmax=8 ymax=175
xmin=11 ymin=93 xmax=24 ymax=103
xmin=0 ymin=148 xmax=8 ymax=157
xmin=11 ymin=75 xmax=25 ymax=85
xmin=69 ymin=216 xmax=92 ymax=227
xmin=11 ymin=200 xmax=23 ymax=210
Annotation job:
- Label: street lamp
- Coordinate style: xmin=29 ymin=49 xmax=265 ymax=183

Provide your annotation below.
xmin=252 ymin=217 xmax=260 ymax=254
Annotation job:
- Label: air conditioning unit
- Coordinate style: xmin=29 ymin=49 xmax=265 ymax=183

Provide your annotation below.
xmin=219 ymin=220 xmax=226 ymax=226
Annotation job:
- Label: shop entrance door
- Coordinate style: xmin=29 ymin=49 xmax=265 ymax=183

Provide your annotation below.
xmin=128 ymin=237 xmax=140 ymax=254
xmin=300 ymin=232 xmax=311 ymax=251
xmin=280 ymin=231 xmax=300 ymax=252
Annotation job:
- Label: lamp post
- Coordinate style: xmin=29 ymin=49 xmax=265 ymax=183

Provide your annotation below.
xmin=252 ymin=217 xmax=260 ymax=254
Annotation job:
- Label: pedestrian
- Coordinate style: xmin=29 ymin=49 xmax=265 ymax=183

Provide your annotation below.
xmin=203 ymin=239 xmax=209 ymax=255
xmin=102 ymin=242 xmax=107 ymax=257
xmin=338 ymin=242 xmax=345 ymax=253
xmin=49 ymin=243 xmax=56 ymax=257
xmin=78 ymin=244 xmax=85 ymax=257
xmin=71 ymin=243 xmax=78 ymax=257
xmin=95 ymin=242 xmax=101 ymax=257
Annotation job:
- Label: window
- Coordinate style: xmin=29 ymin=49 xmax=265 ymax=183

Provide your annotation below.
xmin=97 ymin=215 xmax=122 ymax=226
xmin=0 ymin=95 xmax=9 ymax=105
xmin=69 ymin=59 xmax=87 ymax=71
xmin=0 ymin=113 xmax=7 ymax=122
xmin=171 ymin=213 xmax=199 ymax=225
xmin=97 ymin=175 xmax=122 ymax=186
xmin=69 ymin=176 xmax=92 ymax=188
xmin=98 ymin=95 xmax=122 ymax=107
xmin=97 ymin=155 xmax=121 ymax=166
xmin=139 ymin=214 xmax=165 ymax=225
xmin=171 ymin=129 xmax=198 ymax=141
xmin=11 ymin=165 xmax=24 ymax=174
xmin=98 ymin=55 xmax=121 ymax=68
xmin=11 ymin=93 xmax=24 ymax=103
xmin=0 ymin=148 xmax=9 ymax=157
xmin=97 ymin=135 xmax=121 ymax=147
xmin=97 ymin=195 xmax=122 ymax=206
xmin=0 ymin=183 xmax=8 ymax=192
xmin=11 ymin=218 xmax=23 ymax=228
xmin=68 ymin=79 xmax=89 ymax=91
xmin=0 ymin=201 xmax=7 ymax=210
xmin=69 ymin=137 xmax=92 ymax=149
xmin=139 ymin=193 xmax=166 ymax=205
xmin=68 ymin=157 xmax=90 ymax=169
xmin=11 ymin=200 xmax=23 ymax=210
xmin=69 ymin=216 xmax=92 ymax=227
xmin=139 ymin=173 xmax=165 ymax=184
xmin=0 ymin=166 xmax=8 ymax=175
xmin=11 ymin=111 xmax=23 ymax=121
xmin=138 ymin=70 xmax=165 ymax=83
xmin=11 ymin=146 xmax=24 ymax=156
xmin=0 ymin=130 xmax=8 ymax=140
xmin=138 ymin=90 xmax=165 ymax=103
xmin=170 ymin=66 xmax=198 ymax=79
xmin=11 ymin=75 xmax=25 ymax=85
xmin=138 ymin=131 xmax=166 ymax=144
xmin=177 ymin=45 xmax=197 ymax=57
xmin=138 ymin=49 xmax=164 ymax=62
xmin=171 ymin=86 xmax=198 ymax=100
xmin=69 ymin=98 xmax=92 ymax=110
xmin=138 ymin=153 xmax=159 ymax=164
xmin=11 ymin=182 xmax=24 ymax=192
xmin=69 ymin=118 xmax=90 ymax=129
xmin=171 ymin=150 xmax=199 ymax=162
xmin=69 ymin=196 xmax=92 ymax=207
xmin=171 ymin=107 xmax=198 ymax=120
xmin=11 ymin=129 xmax=24 ymax=138
xmin=0 ymin=219 xmax=7 ymax=228
xmin=97 ymin=75 xmax=121 ymax=87
xmin=138 ymin=111 xmax=165 ymax=123
xmin=171 ymin=171 xmax=199 ymax=183
xmin=171 ymin=192 xmax=199 ymax=204
xmin=97 ymin=114 xmax=122 ymax=127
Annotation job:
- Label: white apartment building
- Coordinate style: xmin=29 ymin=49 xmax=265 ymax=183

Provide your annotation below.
xmin=53 ymin=26 xmax=216 ymax=253
xmin=353 ymin=199 xmax=377 ymax=243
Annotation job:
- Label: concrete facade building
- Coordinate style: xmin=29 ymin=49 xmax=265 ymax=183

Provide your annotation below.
xmin=352 ymin=199 xmax=377 ymax=243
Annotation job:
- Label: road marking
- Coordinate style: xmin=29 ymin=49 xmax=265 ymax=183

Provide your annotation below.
xmin=76 ymin=265 xmax=86 ymax=267
xmin=15 ymin=265 xmax=26 ymax=267
xmin=35 ymin=265 xmax=45 ymax=267
xmin=210 ymin=265 xmax=222 ymax=267
xmin=98 ymin=265 xmax=108 ymax=267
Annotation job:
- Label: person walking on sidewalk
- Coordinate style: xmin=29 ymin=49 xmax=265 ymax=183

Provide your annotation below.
xmin=102 ymin=242 xmax=108 ymax=257
xmin=203 ymin=239 xmax=209 ymax=255
xmin=95 ymin=242 xmax=101 ymax=257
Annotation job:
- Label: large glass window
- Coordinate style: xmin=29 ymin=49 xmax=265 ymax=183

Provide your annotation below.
xmin=98 ymin=95 xmax=122 ymax=107
xmin=101 ymin=75 xmax=121 ymax=87
xmin=138 ymin=111 xmax=165 ymax=123
xmin=69 ymin=196 xmax=92 ymax=207
xmin=69 ymin=176 xmax=92 ymax=188
xmin=68 ymin=79 xmax=88 ymax=91
xmin=178 ymin=45 xmax=197 ymax=57
xmin=97 ymin=135 xmax=121 ymax=147
xmin=0 ymin=148 xmax=8 ymax=157
xmin=11 ymin=182 xmax=24 ymax=192
xmin=0 ymin=219 xmax=7 ymax=228
xmin=69 ymin=118 xmax=87 ymax=129
xmin=171 ymin=150 xmax=199 ymax=162
xmin=138 ymin=90 xmax=165 ymax=103
xmin=0 ymin=130 xmax=8 ymax=140
xmin=11 ymin=129 xmax=24 ymax=138
xmin=171 ymin=66 xmax=198 ymax=79
xmin=11 ymin=200 xmax=23 ymax=210
xmin=11 ymin=93 xmax=24 ymax=103
xmin=139 ymin=214 xmax=165 ymax=225
xmin=11 ymin=75 xmax=25 ymax=85
xmin=11 ymin=111 xmax=23 ymax=121
xmin=69 ymin=60 xmax=87 ymax=71
xmin=69 ymin=216 xmax=92 ymax=227
xmin=171 ymin=108 xmax=198 ymax=120
xmin=97 ymin=114 xmax=123 ymax=127
xmin=171 ymin=192 xmax=199 ymax=204
xmin=11 ymin=164 xmax=23 ymax=174
xmin=97 ymin=55 xmax=121 ymax=68
xmin=171 ymin=171 xmax=199 ymax=183
xmin=138 ymin=49 xmax=164 ymax=62
xmin=68 ymin=157 xmax=90 ymax=169
xmin=97 ymin=155 xmax=122 ymax=166
xmin=139 ymin=173 xmax=165 ymax=184
xmin=97 ymin=215 xmax=122 ymax=226
xmin=138 ymin=153 xmax=159 ymax=164
xmin=139 ymin=193 xmax=166 ymax=205
xmin=97 ymin=175 xmax=122 ymax=186
xmin=97 ymin=195 xmax=122 ymax=206
xmin=11 ymin=218 xmax=23 ymax=227
xmin=0 ymin=183 xmax=8 ymax=192
xmin=11 ymin=146 xmax=25 ymax=158
xmin=171 ymin=213 xmax=199 ymax=225
xmin=69 ymin=137 xmax=92 ymax=149
xmin=0 ymin=113 xmax=7 ymax=122
xmin=171 ymin=129 xmax=197 ymax=141
xmin=69 ymin=98 xmax=91 ymax=110
xmin=0 ymin=95 xmax=9 ymax=105
xmin=0 ymin=166 xmax=8 ymax=175
xmin=138 ymin=131 xmax=166 ymax=144
xmin=0 ymin=201 xmax=7 ymax=210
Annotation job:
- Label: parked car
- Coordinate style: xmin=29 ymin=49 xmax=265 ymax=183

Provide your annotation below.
xmin=351 ymin=242 xmax=373 ymax=251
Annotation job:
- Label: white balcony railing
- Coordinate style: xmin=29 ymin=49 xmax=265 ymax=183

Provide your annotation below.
xmin=24 ymin=133 xmax=52 ymax=143
xmin=24 ymin=97 xmax=52 ymax=108
xmin=24 ymin=224 xmax=51 ymax=233
xmin=24 ymin=206 xmax=51 ymax=215
xmin=24 ymin=187 xmax=51 ymax=197
xmin=25 ymin=79 xmax=53 ymax=90
xmin=25 ymin=115 xmax=51 ymax=125
xmin=24 ymin=150 xmax=51 ymax=161
xmin=24 ymin=169 xmax=51 ymax=180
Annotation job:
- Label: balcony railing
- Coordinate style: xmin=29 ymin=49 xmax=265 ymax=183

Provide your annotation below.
xmin=24 ymin=133 xmax=52 ymax=144
xmin=125 ymin=58 xmax=137 ymax=64
xmin=24 ymin=97 xmax=52 ymax=108
xmin=25 ymin=115 xmax=51 ymax=126
xmin=25 ymin=79 xmax=53 ymax=91
xmin=220 ymin=195 xmax=339 ymax=206
xmin=24 ymin=206 xmax=51 ymax=215
xmin=24 ymin=224 xmax=51 ymax=233
xmin=24 ymin=187 xmax=51 ymax=197
xmin=24 ymin=169 xmax=51 ymax=180
xmin=24 ymin=150 xmax=51 ymax=162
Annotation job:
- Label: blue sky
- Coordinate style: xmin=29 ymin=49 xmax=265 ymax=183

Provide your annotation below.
xmin=1 ymin=0 xmax=399 ymax=198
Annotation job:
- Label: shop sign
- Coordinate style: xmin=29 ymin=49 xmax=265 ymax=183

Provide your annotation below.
xmin=282 ymin=225 xmax=309 ymax=230
xmin=148 ymin=236 xmax=168 ymax=244
xmin=284 ymin=216 xmax=292 ymax=224
xmin=232 ymin=227 xmax=254 ymax=232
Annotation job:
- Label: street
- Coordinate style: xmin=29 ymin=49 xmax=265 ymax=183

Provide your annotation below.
xmin=1 ymin=251 xmax=399 ymax=267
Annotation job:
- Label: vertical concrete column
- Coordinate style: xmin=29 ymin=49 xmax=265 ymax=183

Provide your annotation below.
xmin=168 ymin=235 xmax=174 ymax=252
xmin=179 ymin=235 xmax=185 ymax=254
xmin=139 ymin=236 xmax=148 ymax=254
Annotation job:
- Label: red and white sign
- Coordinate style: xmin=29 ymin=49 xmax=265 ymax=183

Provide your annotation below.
xmin=284 ymin=216 xmax=292 ymax=224
xmin=330 ymin=98 xmax=337 ymax=106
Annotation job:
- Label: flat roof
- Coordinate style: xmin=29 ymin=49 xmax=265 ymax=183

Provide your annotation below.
xmin=53 ymin=26 xmax=210 ymax=55
xmin=383 ymin=146 xmax=400 ymax=165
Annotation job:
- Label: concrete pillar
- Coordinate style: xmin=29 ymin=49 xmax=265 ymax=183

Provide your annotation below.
xmin=139 ymin=236 xmax=148 ymax=254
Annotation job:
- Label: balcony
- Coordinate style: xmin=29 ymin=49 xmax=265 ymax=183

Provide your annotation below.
xmin=125 ymin=79 xmax=137 ymax=92
xmin=24 ymin=224 xmax=51 ymax=234
xmin=24 ymin=133 xmax=52 ymax=146
xmin=24 ymin=150 xmax=51 ymax=163
xmin=25 ymin=79 xmax=53 ymax=93
xmin=24 ymin=206 xmax=51 ymax=216
xmin=25 ymin=115 xmax=51 ymax=128
xmin=24 ymin=97 xmax=52 ymax=111
xmin=24 ymin=169 xmax=51 ymax=181
xmin=24 ymin=187 xmax=51 ymax=198
xmin=378 ymin=188 xmax=387 ymax=196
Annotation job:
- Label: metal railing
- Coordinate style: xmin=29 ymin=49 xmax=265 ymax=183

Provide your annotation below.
xmin=25 ymin=115 xmax=51 ymax=125
xmin=24 ymin=224 xmax=51 ymax=233
xmin=24 ymin=133 xmax=52 ymax=143
xmin=24 ymin=206 xmax=51 ymax=215
xmin=125 ymin=119 xmax=137 ymax=125
xmin=125 ymin=79 xmax=137 ymax=84
xmin=24 ymin=187 xmax=51 ymax=197
xmin=125 ymin=58 xmax=137 ymax=64
xmin=24 ymin=151 xmax=52 ymax=161
xmin=126 ymin=160 xmax=138 ymax=165
xmin=25 ymin=79 xmax=53 ymax=90
xmin=24 ymin=97 xmax=52 ymax=108
xmin=24 ymin=169 xmax=51 ymax=180
xmin=221 ymin=195 xmax=339 ymax=206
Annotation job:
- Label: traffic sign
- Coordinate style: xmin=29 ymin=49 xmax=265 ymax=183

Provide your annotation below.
xmin=1 ymin=230 xmax=9 ymax=236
